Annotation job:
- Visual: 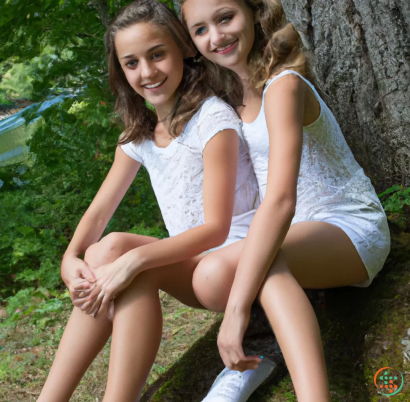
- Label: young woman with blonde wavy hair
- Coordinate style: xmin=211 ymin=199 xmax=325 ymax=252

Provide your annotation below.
xmin=177 ymin=0 xmax=391 ymax=401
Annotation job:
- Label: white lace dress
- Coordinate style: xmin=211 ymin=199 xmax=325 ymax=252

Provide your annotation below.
xmin=241 ymin=70 xmax=390 ymax=287
xmin=121 ymin=96 xmax=259 ymax=245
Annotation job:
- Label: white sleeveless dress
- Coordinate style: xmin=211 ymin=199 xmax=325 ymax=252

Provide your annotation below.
xmin=241 ymin=70 xmax=390 ymax=287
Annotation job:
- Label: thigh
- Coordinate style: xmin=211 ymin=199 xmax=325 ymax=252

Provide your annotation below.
xmin=151 ymin=255 xmax=206 ymax=309
xmin=281 ymin=221 xmax=369 ymax=289
xmin=89 ymin=232 xmax=206 ymax=309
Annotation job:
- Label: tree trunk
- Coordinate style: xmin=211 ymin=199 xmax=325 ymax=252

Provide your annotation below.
xmin=282 ymin=0 xmax=410 ymax=191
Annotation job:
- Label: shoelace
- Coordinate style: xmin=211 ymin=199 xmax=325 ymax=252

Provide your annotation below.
xmin=207 ymin=370 xmax=244 ymax=399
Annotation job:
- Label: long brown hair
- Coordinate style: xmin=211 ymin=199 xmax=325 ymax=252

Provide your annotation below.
xmin=178 ymin=0 xmax=308 ymax=89
xmin=105 ymin=0 xmax=243 ymax=145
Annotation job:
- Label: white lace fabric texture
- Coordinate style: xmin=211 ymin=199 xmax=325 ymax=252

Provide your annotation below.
xmin=121 ymin=96 xmax=259 ymax=239
xmin=242 ymin=70 xmax=391 ymax=287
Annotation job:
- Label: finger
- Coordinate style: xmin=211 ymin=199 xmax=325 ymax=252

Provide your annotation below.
xmin=107 ymin=301 xmax=114 ymax=322
xmin=71 ymin=289 xmax=93 ymax=301
xmin=99 ymin=292 xmax=112 ymax=317
xmin=72 ymin=281 xmax=92 ymax=291
xmin=77 ymin=290 xmax=93 ymax=299
xmin=81 ymin=265 xmax=96 ymax=283
xmin=73 ymin=296 xmax=90 ymax=307
xmin=234 ymin=351 xmax=261 ymax=372
xmin=87 ymin=291 xmax=105 ymax=316
xmin=80 ymin=296 xmax=99 ymax=314
xmin=94 ymin=304 xmax=100 ymax=316
xmin=218 ymin=346 xmax=233 ymax=371
xmin=85 ymin=284 xmax=103 ymax=303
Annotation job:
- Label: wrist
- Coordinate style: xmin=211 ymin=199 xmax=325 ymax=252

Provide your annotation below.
xmin=62 ymin=251 xmax=81 ymax=261
xmin=225 ymin=300 xmax=252 ymax=315
xmin=119 ymin=248 xmax=145 ymax=278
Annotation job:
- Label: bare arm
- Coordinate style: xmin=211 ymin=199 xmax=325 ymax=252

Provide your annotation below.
xmin=84 ymin=128 xmax=240 ymax=314
xmin=61 ymin=146 xmax=141 ymax=287
xmin=226 ymin=74 xmax=305 ymax=314
xmin=64 ymin=147 xmax=141 ymax=257
xmin=110 ymin=128 xmax=239 ymax=275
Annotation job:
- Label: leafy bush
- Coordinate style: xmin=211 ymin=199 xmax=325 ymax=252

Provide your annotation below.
xmin=378 ymin=185 xmax=410 ymax=231
xmin=0 ymin=95 xmax=166 ymax=300
xmin=0 ymin=0 xmax=175 ymax=304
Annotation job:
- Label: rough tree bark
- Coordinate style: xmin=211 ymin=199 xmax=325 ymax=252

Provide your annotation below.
xmin=282 ymin=0 xmax=410 ymax=191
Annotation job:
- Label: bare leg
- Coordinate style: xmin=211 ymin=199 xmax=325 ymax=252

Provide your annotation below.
xmin=103 ymin=260 xmax=203 ymax=402
xmin=193 ymin=221 xmax=369 ymax=402
xmin=258 ymin=250 xmax=330 ymax=402
xmin=37 ymin=307 xmax=113 ymax=402
xmin=38 ymin=233 xmax=203 ymax=402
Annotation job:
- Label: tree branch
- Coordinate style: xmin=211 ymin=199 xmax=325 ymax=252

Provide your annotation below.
xmin=89 ymin=0 xmax=111 ymax=28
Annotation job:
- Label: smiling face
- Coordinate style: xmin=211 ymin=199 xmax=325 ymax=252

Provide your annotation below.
xmin=115 ymin=22 xmax=184 ymax=117
xmin=182 ymin=0 xmax=255 ymax=75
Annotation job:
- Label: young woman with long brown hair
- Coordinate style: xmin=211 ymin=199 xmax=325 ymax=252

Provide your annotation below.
xmin=37 ymin=1 xmax=270 ymax=400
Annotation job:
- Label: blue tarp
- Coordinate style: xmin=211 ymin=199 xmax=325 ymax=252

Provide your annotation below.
xmin=0 ymin=95 xmax=68 ymax=166
xmin=0 ymin=95 xmax=67 ymax=137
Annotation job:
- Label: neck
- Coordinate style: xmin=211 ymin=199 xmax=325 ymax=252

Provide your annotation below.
xmin=155 ymin=94 xmax=177 ymax=122
xmin=228 ymin=62 xmax=254 ymax=99
xmin=230 ymin=61 xmax=249 ymax=82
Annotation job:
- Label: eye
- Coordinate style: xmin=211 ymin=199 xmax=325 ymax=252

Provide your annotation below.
xmin=221 ymin=14 xmax=233 ymax=24
xmin=152 ymin=52 xmax=164 ymax=60
xmin=126 ymin=60 xmax=138 ymax=68
xmin=195 ymin=26 xmax=207 ymax=36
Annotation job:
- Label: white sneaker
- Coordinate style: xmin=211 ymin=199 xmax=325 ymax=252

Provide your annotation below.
xmin=202 ymin=358 xmax=277 ymax=402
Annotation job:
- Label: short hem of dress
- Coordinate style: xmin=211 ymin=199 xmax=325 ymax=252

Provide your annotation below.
xmin=201 ymin=237 xmax=244 ymax=256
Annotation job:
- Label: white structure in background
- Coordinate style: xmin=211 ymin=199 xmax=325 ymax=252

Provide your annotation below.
xmin=0 ymin=95 xmax=67 ymax=167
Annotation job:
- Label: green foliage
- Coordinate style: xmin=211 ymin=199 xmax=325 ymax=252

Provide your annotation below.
xmin=0 ymin=94 xmax=165 ymax=299
xmin=0 ymin=0 xmax=177 ymax=303
xmin=378 ymin=185 xmax=410 ymax=230
xmin=1 ymin=287 xmax=68 ymax=328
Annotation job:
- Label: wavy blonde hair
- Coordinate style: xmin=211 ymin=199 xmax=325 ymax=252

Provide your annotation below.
xmin=105 ymin=0 xmax=242 ymax=145
xmin=178 ymin=0 xmax=308 ymax=89
xmin=244 ymin=0 xmax=307 ymax=88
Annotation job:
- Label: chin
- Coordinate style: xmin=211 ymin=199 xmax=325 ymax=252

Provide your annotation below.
xmin=218 ymin=58 xmax=240 ymax=71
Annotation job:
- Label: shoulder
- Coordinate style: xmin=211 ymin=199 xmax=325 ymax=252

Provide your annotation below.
xmin=198 ymin=96 xmax=238 ymax=120
xmin=265 ymin=71 xmax=307 ymax=96
xmin=119 ymin=137 xmax=148 ymax=164
xmin=264 ymin=71 xmax=307 ymax=112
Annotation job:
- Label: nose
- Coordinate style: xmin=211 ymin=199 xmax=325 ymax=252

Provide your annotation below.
xmin=209 ymin=26 xmax=226 ymax=48
xmin=140 ymin=60 xmax=157 ymax=80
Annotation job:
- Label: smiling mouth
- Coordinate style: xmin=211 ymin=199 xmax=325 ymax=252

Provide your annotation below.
xmin=214 ymin=40 xmax=238 ymax=54
xmin=143 ymin=78 xmax=167 ymax=89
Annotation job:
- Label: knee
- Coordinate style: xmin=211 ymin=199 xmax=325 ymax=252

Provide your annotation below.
xmin=193 ymin=256 xmax=235 ymax=312
xmin=84 ymin=232 xmax=124 ymax=267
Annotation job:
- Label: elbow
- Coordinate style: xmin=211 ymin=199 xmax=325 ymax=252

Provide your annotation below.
xmin=263 ymin=194 xmax=296 ymax=221
xmin=209 ymin=224 xmax=230 ymax=249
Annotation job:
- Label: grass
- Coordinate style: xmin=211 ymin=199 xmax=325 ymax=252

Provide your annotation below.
xmin=1 ymin=233 xmax=409 ymax=401
xmin=0 ymin=291 xmax=220 ymax=401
